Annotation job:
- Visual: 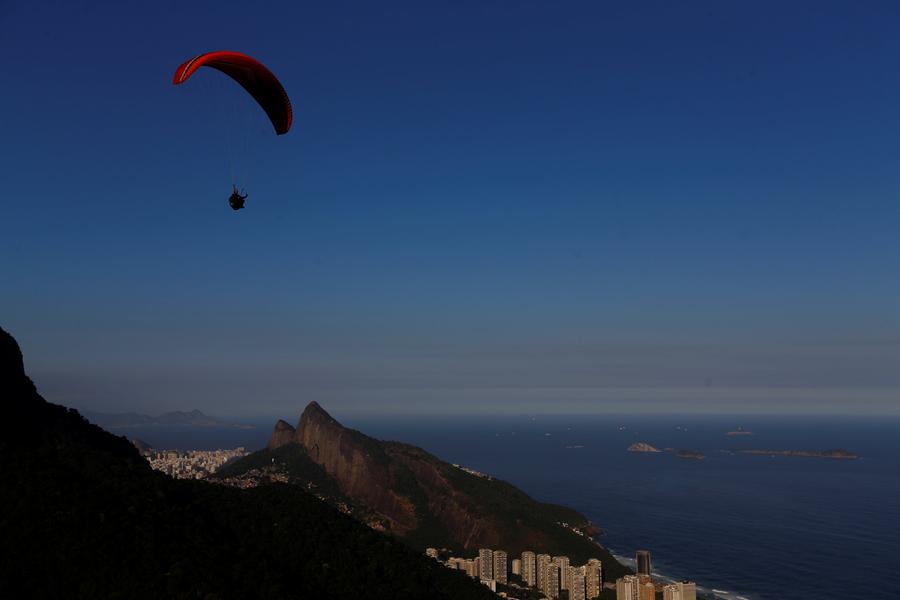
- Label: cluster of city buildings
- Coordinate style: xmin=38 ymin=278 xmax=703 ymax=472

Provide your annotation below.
xmin=428 ymin=546 xmax=699 ymax=600
xmin=214 ymin=464 xmax=292 ymax=488
xmin=143 ymin=447 xmax=247 ymax=479
xmin=427 ymin=547 xmax=603 ymax=599
xmin=615 ymin=551 xmax=697 ymax=600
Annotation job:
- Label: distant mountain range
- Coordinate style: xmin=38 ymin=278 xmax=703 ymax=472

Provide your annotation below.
xmin=0 ymin=326 xmax=497 ymax=599
xmin=83 ymin=408 xmax=253 ymax=429
xmin=217 ymin=401 xmax=630 ymax=581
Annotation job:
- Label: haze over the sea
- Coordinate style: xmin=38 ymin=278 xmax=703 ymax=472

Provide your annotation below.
xmin=2 ymin=1 xmax=899 ymax=416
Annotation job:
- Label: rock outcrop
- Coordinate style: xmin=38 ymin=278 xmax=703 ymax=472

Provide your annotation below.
xmin=267 ymin=419 xmax=297 ymax=450
xmin=627 ymin=442 xmax=662 ymax=453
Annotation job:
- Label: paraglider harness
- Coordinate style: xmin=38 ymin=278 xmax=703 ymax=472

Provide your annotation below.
xmin=229 ymin=186 xmax=248 ymax=210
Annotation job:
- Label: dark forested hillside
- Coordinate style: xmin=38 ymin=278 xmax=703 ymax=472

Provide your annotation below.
xmin=0 ymin=327 xmax=497 ymax=600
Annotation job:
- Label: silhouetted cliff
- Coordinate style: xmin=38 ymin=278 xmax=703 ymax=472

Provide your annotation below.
xmin=0 ymin=327 xmax=497 ymax=600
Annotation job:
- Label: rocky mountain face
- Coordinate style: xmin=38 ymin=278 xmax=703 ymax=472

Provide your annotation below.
xmin=263 ymin=402 xmax=627 ymax=576
xmin=293 ymin=402 xmax=418 ymax=533
xmin=0 ymin=326 xmax=497 ymax=600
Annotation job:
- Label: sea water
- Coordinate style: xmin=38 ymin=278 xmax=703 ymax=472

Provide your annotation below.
xmin=353 ymin=414 xmax=900 ymax=600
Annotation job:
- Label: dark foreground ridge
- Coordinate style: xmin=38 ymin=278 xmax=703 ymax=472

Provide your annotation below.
xmin=219 ymin=402 xmax=630 ymax=581
xmin=0 ymin=326 xmax=497 ymax=600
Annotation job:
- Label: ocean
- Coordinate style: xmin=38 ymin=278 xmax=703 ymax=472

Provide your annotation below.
xmin=116 ymin=413 xmax=900 ymax=600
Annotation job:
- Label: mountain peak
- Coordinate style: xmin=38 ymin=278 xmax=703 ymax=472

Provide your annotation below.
xmin=268 ymin=419 xmax=297 ymax=450
xmin=1 ymin=327 xmax=36 ymax=397
xmin=1 ymin=327 xmax=25 ymax=384
xmin=266 ymin=403 xmax=344 ymax=450
xmin=301 ymin=401 xmax=336 ymax=424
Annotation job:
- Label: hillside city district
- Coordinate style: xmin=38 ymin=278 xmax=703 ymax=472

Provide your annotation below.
xmin=143 ymin=446 xmax=698 ymax=600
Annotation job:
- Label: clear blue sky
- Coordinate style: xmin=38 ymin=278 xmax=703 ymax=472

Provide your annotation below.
xmin=2 ymin=1 xmax=899 ymax=417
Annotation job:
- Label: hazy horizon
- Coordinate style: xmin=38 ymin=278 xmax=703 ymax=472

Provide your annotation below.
xmin=34 ymin=375 xmax=900 ymax=419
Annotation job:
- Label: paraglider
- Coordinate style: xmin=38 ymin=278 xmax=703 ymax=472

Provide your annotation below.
xmin=172 ymin=51 xmax=292 ymax=209
xmin=228 ymin=186 xmax=248 ymax=211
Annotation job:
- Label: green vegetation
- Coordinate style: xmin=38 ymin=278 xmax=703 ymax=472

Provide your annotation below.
xmin=385 ymin=442 xmax=631 ymax=581
xmin=217 ymin=442 xmax=344 ymax=497
xmin=389 ymin=459 xmax=457 ymax=551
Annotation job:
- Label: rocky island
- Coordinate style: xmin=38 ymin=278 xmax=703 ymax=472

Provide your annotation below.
xmin=739 ymin=449 xmax=858 ymax=459
xmin=677 ymin=450 xmax=705 ymax=460
xmin=628 ymin=443 xmax=704 ymax=459
xmin=627 ymin=442 xmax=662 ymax=453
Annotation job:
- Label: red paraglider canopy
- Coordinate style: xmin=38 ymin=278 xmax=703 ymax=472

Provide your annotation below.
xmin=173 ymin=51 xmax=292 ymax=135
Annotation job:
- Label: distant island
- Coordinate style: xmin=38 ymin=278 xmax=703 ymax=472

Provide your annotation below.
xmin=628 ymin=442 xmax=662 ymax=453
xmin=628 ymin=442 xmax=704 ymax=459
xmin=726 ymin=426 xmax=754 ymax=436
xmin=739 ymin=449 xmax=858 ymax=459
xmin=677 ymin=450 xmax=705 ymax=460
xmin=84 ymin=408 xmax=253 ymax=429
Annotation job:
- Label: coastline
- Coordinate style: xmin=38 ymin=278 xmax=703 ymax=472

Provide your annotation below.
xmin=609 ymin=551 xmax=753 ymax=600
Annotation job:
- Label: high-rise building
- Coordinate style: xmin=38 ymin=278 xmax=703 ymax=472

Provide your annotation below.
xmin=662 ymin=581 xmax=697 ymax=600
xmin=493 ymin=550 xmax=508 ymax=584
xmin=569 ymin=567 xmax=587 ymax=600
xmin=663 ymin=583 xmax=677 ymax=600
xmin=639 ymin=579 xmax=656 ymax=600
xmin=552 ymin=556 xmax=570 ymax=590
xmin=522 ymin=551 xmax=537 ymax=587
xmin=464 ymin=558 xmax=479 ymax=578
xmin=479 ymin=548 xmax=494 ymax=581
xmin=636 ymin=550 xmax=652 ymax=577
xmin=536 ymin=554 xmax=551 ymax=590
xmin=511 ymin=558 xmax=521 ymax=576
xmin=543 ymin=563 xmax=560 ymax=599
xmin=616 ymin=575 xmax=640 ymax=600
xmin=585 ymin=559 xmax=602 ymax=599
